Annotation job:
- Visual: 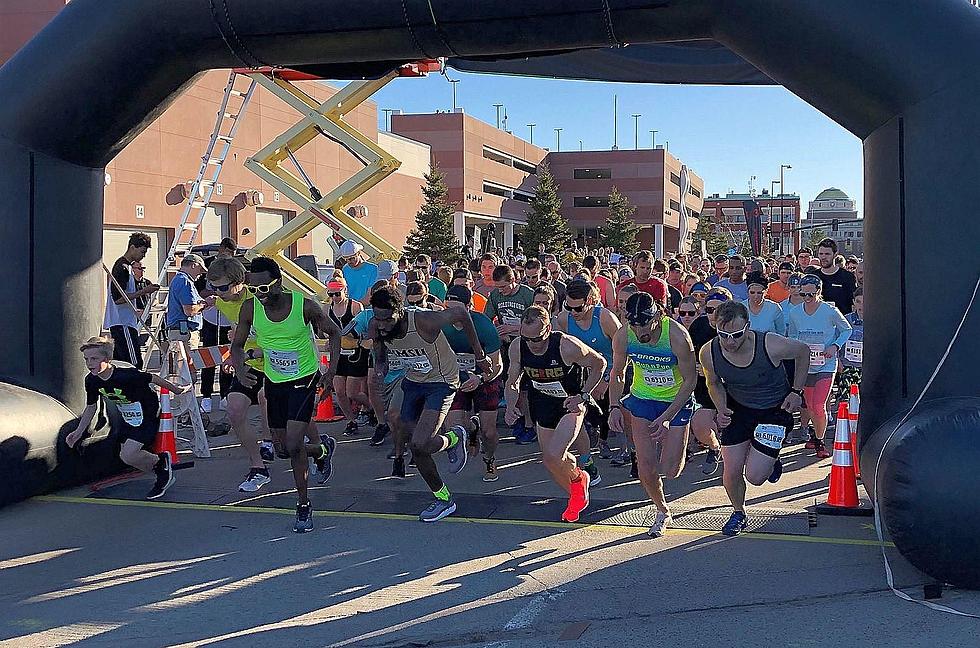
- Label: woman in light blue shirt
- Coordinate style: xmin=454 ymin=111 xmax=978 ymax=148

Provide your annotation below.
xmin=743 ymin=272 xmax=785 ymax=334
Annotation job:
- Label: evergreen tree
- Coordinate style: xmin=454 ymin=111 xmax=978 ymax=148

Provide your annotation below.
xmin=806 ymin=228 xmax=828 ymax=250
xmin=599 ymin=187 xmax=642 ymax=255
xmin=691 ymin=210 xmax=730 ymax=258
xmin=522 ymin=162 xmax=572 ymax=254
xmin=404 ymin=166 xmax=460 ymax=263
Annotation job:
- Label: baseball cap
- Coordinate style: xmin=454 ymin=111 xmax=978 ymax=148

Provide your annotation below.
xmin=689 ymin=281 xmax=710 ymax=294
xmin=182 ymin=253 xmax=205 ymax=267
xmin=778 ymin=261 xmax=795 ymax=272
xmin=377 ymin=259 xmax=397 ymax=281
xmin=339 ymin=240 xmax=363 ymax=258
xmin=787 ymin=273 xmax=804 ymax=287
xmin=446 ymin=285 xmax=472 ymax=306
xmin=625 ymin=292 xmax=659 ymax=326
xmin=746 ymin=271 xmax=769 ymax=288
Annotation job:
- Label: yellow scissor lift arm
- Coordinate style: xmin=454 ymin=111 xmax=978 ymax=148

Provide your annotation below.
xmin=241 ymin=60 xmax=442 ymax=299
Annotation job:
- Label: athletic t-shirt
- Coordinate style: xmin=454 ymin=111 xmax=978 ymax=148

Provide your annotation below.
xmin=786 ymin=301 xmax=853 ymax=374
xmin=427 ymin=277 xmax=448 ymax=301
xmin=442 ymin=311 xmax=502 ymax=374
xmin=342 ymin=262 xmax=378 ymax=302
xmin=817 ymin=268 xmax=857 ymax=315
xmin=85 ymin=363 xmax=159 ymax=427
xmin=485 ymin=285 xmax=534 ymax=327
xmin=689 ymin=315 xmax=717 ymax=405
xmin=841 ymin=312 xmax=864 ymax=368
xmin=743 ymin=299 xmax=786 ymax=335
xmin=767 ymin=281 xmax=791 ymax=303
xmin=713 ymin=278 xmax=749 ymax=301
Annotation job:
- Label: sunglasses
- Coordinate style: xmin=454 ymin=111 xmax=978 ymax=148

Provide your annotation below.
xmin=207 ymin=282 xmax=234 ymax=292
xmin=246 ymin=279 xmax=279 ymax=295
xmin=800 ymin=291 xmax=818 ymax=298
xmin=704 ymin=306 xmax=720 ymax=314
xmin=564 ymin=302 xmax=587 ymax=312
xmin=521 ymin=332 xmax=549 ymax=343
xmin=716 ymin=325 xmax=748 ymax=340
xmin=678 ymin=310 xmax=698 ymax=317
xmin=628 ymin=315 xmax=655 ymax=327
xmin=327 ymin=291 xmax=343 ymax=297
xmin=407 ymin=298 xmax=424 ymax=305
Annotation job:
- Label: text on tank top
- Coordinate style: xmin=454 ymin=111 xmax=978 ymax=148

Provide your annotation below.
xmin=628 ymin=317 xmax=683 ymax=402
xmin=385 ymin=311 xmax=460 ymax=386
xmin=520 ymin=332 xmax=584 ymax=399
xmin=252 ymin=291 xmax=320 ymax=383
xmin=710 ymin=332 xmax=789 ymax=409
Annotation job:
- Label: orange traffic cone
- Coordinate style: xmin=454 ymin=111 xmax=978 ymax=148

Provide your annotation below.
xmin=815 ymin=402 xmax=870 ymax=516
xmin=153 ymin=387 xmax=193 ymax=470
xmin=848 ymin=384 xmax=861 ymax=479
xmin=313 ymin=388 xmax=344 ymax=422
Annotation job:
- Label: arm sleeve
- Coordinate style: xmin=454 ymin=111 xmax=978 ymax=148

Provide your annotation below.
xmin=478 ymin=316 xmax=502 ymax=354
xmin=110 ymin=262 xmax=130 ymax=302
xmin=786 ymin=308 xmax=799 ymax=339
xmin=829 ymin=305 xmax=853 ymax=349
xmin=172 ymin=277 xmax=193 ymax=306
xmin=84 ymin=375 xmax=99 ymax=406
xmin=774 ymin=304 xmax=785 ymax=336
xmin=484 ymin=294 xmax=497 ymax=321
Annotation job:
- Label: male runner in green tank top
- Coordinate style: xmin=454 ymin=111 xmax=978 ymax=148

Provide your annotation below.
xmin=368 ymin=286 xmax=490 ymax=522
xmin=231 ymin=257 xmax=341 ymax=533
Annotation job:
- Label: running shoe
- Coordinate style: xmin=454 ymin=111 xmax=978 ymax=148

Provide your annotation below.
xmin=581 ymin=459 xmax=601 ymax=486
xmin=598 ymin=439 xmax=612 ymax=459
xmin=344 ymin=420 xmax=359 ymax=436
xmin=387 ymin=448 xmax=407 ymax=460
xmin=647 ymin=510 xmax=672 ymax=538
xmin=369 ymin=423 xmax=390 ymax=447
xmin=293 ymin=502 xmax=314 ymax=533
xmin=721 ymin=511 xmax=748 ymax=536
xmin=146 ymin=453 xmax=175 ymax=500
xmin=366 ymin=410 xmax=379 ymax=427
xmin=610 ymin=447 xmax=632 ymax=467
xmin=815 ymin=442 xmax=831 ymax=460
xmin=420 ymin=498 xmax=457 ymax=523
xmin=259 ymin=441 xmax=276 ymax=463
xmin=804 ymin=426 xmax=818 ymax=449
xmin=200 ymin=399 xmax=212 ymax=414
xmin=483 ymin=456 xmax=498 ymax=482
xmin=356 ymin=412 xmax=371 ymax=427
xmin=561 ymin=470 xmax=591 ymax=522
xmin=446 ymin=425 xmax=468 ymax=474
xmin=629 ymin=452 xmax=638 ymax=479
xmin=512 ymin=417 xmax=535 ymax=444
xmin=238 ymin=467 xmax=271 ymax=492
xmin=702 ymin=448 xmax=721 ymax=476
xmin=314 ymin=435 xmax=336 ymax=484
xmin=392 ymin=456 xmax=406 ymax=478
xmin=767 ymin=458 xmax=783 ymax=483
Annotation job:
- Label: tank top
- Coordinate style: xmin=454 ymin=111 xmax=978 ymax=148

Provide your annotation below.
xmin=385 ymin=311 xmax=459 ymax=386
xmin=214 ymin=293 xmax=262 ymax=370
xmin=520 ymin=332 xmax=584 ymax=400
xmin=566 ymin=307 xmax=613 ymax=373
xmin=329 ymin=299 xmax=361 ymax=358
xmin=251 ymin=291 xmax=320 ymax=383
xmin=628 ymin=316 xmax=682 ymax=402
xmin=710 ymin=332 xmax=789 ymax=409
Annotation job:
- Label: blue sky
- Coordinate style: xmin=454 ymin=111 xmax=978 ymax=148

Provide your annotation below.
xmin=372 ymin=70 xmax=863 ymax=217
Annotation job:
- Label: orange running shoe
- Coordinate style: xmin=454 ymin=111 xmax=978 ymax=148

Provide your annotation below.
xmin=561 ymin=469 xmax=591 ymax=522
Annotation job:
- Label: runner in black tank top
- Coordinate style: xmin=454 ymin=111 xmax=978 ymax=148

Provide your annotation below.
xmin=504 ymin=306 xmax=607 ymax=523
xmin=699 ymin=301 xmax=810 ymax=537
xmin=328 ymin=279 xmax=371 ymax=436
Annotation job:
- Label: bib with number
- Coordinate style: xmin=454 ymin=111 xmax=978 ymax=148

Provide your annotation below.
xmin=532 ymin=380 xmax=569 ymax=398
xmin=501 ymin=316 xmax=521 ymax=326
xmin=268 ymin=349 xmax=300 ymax=377
xmin=844 ymin=340 xmax=862 ymax=364
xmin=340 ymin=348 xmax=356 ymax=357
xmin=753 ymin=423 xmax=786 ymax=450
xmin=642 ymin=368 xmax=676 ymax=388
xmin=118 ymin=402 xmax=144 ymax=427
xmin=456 ymin=353 xmax=476 ymax=372
xmin=808 ymin=344 xmax=826 ymax=368
xmin=388 ymin=348 xmax=433 ymax=374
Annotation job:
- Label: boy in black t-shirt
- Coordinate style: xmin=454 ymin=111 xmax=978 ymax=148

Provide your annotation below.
xmin=67 ymin=336 xmax=190 ymax=500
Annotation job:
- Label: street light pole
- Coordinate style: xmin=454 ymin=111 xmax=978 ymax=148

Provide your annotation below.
xmin=493 ymin=103 xmax=504 ymax=129
xmin=579 ymin=139 xmax=584 ymax=151
xmin=554 ymin=127 xmax=563 ymax=152
xmin=770 ymin=179 xmax=780 ymax=254
xmin=780 ymin=163 xmax=792 ymax=252
xmin=449 ymin=79 xmax=459 ymax=111
xmin=631 ymin=114 xmax=642 ymax=150
xmin=650 ymin=129 xmax=658 ymax=149
xmin=527 ymin=123 xmax=536 ymax=145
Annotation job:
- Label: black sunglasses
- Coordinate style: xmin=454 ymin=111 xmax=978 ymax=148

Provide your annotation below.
xmin=628 ymin=316 xmax=655 ymax=327
xmin=207 ymin=282 xmax=234 ymax=292
xmin=678 ymin=310 xmax=697 ymax=316
xmin=564 ymin=302 xmax=587 ymax=312
xmin=327 ymin=291 xmax=343 ymax=297
xmin=705 ymin=306 xmax=718 ymax=314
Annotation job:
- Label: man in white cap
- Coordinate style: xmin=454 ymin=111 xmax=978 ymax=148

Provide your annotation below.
xmin=340 ymin=240 xmax=377 ymax=305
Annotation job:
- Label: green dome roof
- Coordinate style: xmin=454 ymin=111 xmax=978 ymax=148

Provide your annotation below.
xmin=815 ymin=187 xmax=850 ymax=201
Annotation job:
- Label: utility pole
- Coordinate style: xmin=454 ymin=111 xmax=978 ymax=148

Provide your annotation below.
xmin=780 ymin=163 xmax=792 ymax=253
xmin=650 ymin=129 xmax=658 ymax=149
xmin=448 ymin=78 xmax=459 ymax=111
xmin=612 ymin=95 xmax=619 ymax=150
xmin=554 ymin=127 xmax=563 ymax=152
xmin=382 ymin=108 xmax=396 ymax=131
xmin=493 ymin=103 xmax=504 ymax=129
xmin=632 ymin=114 xmax=642 ymax=150
xmin=527 ymin=123 xmax=536 ymax=145
xmin=579 ymin=139 xmax=584 ymax=151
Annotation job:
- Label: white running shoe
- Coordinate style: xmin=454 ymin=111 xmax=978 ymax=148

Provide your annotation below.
xmin=647 ymin=510 xmax=673 ymax=538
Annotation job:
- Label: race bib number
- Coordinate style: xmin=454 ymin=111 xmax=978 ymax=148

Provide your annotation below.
xmin=532 ymin=380 xmax=569 ymax=398
xmin=808 ymin=344 xmax=826 ymax=368
xmin=501 ymin=316 xmax=520 ymax=326
xmin=642 ymin=369 xmax=676 ymax=388
xmin=389 ymin=348 xmax=433 ymax=374
xmin=118 ymin=402 xmax=144 ymax=427
xmin=456 ymin=353 xmax=476 ymax=372
xmin=844 ymin=340 xmax=863 ymax=364
xmin=753 ymin=424 xmax=786 ymax=450
xmin=340 ymin=348 xmax=356 ymax=357
xmin=268 ymin=349 xmax=300 ymax=377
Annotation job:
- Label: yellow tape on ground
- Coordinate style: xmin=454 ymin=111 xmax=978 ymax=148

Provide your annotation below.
xmin=33 ymin=495 xmax=894 ymax=548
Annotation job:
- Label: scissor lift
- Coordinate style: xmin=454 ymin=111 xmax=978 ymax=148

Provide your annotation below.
xmin=240 ymin=60 xmax=443 ymax=298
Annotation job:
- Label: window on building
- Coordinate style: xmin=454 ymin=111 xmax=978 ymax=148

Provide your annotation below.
xmin=574 ymin=196 xmax=609 ymax=208
xmin=512 ymin=190 xmax=533 ymax=203
xmin=483 ymin=146 xmax=512 ymax=167
xmin=689 ymin=186 xmax=701 ymax=198
xmin=483 ymin=181 xmax=512 ymax=198
xmin=669 ymin=199 xmax=681 ymax=212
xmin=670 ymin=172 xmax=681 ymax=186
xmin=573 ymin=168 xmax=612 ymax=180
xmin=514 ymin=159 xmax=537 ymax=174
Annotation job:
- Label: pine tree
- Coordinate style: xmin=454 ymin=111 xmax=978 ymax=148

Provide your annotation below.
xmin=691 ymin=210 xmax=730 ymax=257
xmin=599 ymin=186 xmax=642 ymax=254
xmin=522 ymin=162 xmax=572 ymax=254
xmin=806 ymin=228 xmax=828 ymax=250
xmin=404 ymin=166 xmax=460 ymax=263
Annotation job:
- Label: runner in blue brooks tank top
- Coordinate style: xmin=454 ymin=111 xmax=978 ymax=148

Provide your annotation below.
xmin=556 ymin=279 xmax=621 ymax=480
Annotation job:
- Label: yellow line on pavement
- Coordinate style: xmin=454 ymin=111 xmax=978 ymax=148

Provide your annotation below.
xmin=34 ymin=495 xmax=893 ymax=547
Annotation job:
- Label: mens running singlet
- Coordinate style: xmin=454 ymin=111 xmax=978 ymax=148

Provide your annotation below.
xmin=627 ymin=316 xmax=682 ymax=402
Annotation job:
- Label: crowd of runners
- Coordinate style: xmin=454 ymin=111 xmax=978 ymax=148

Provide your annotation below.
xmin=77 ymin=232 xmax=862 ymax=536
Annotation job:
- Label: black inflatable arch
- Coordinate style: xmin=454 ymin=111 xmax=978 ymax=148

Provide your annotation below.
xmin=1 ymin=0 xmax=978 ymax=586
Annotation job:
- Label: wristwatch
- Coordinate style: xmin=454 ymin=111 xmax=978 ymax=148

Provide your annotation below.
xmin=580 ymin=392 xmax=595 ymax=407
xmin=790 ymin=388 xmax=804 ymax=398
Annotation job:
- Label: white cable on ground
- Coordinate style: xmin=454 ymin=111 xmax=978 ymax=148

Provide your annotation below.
xmin=870 ymin=270 xmax=980 ymax=617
